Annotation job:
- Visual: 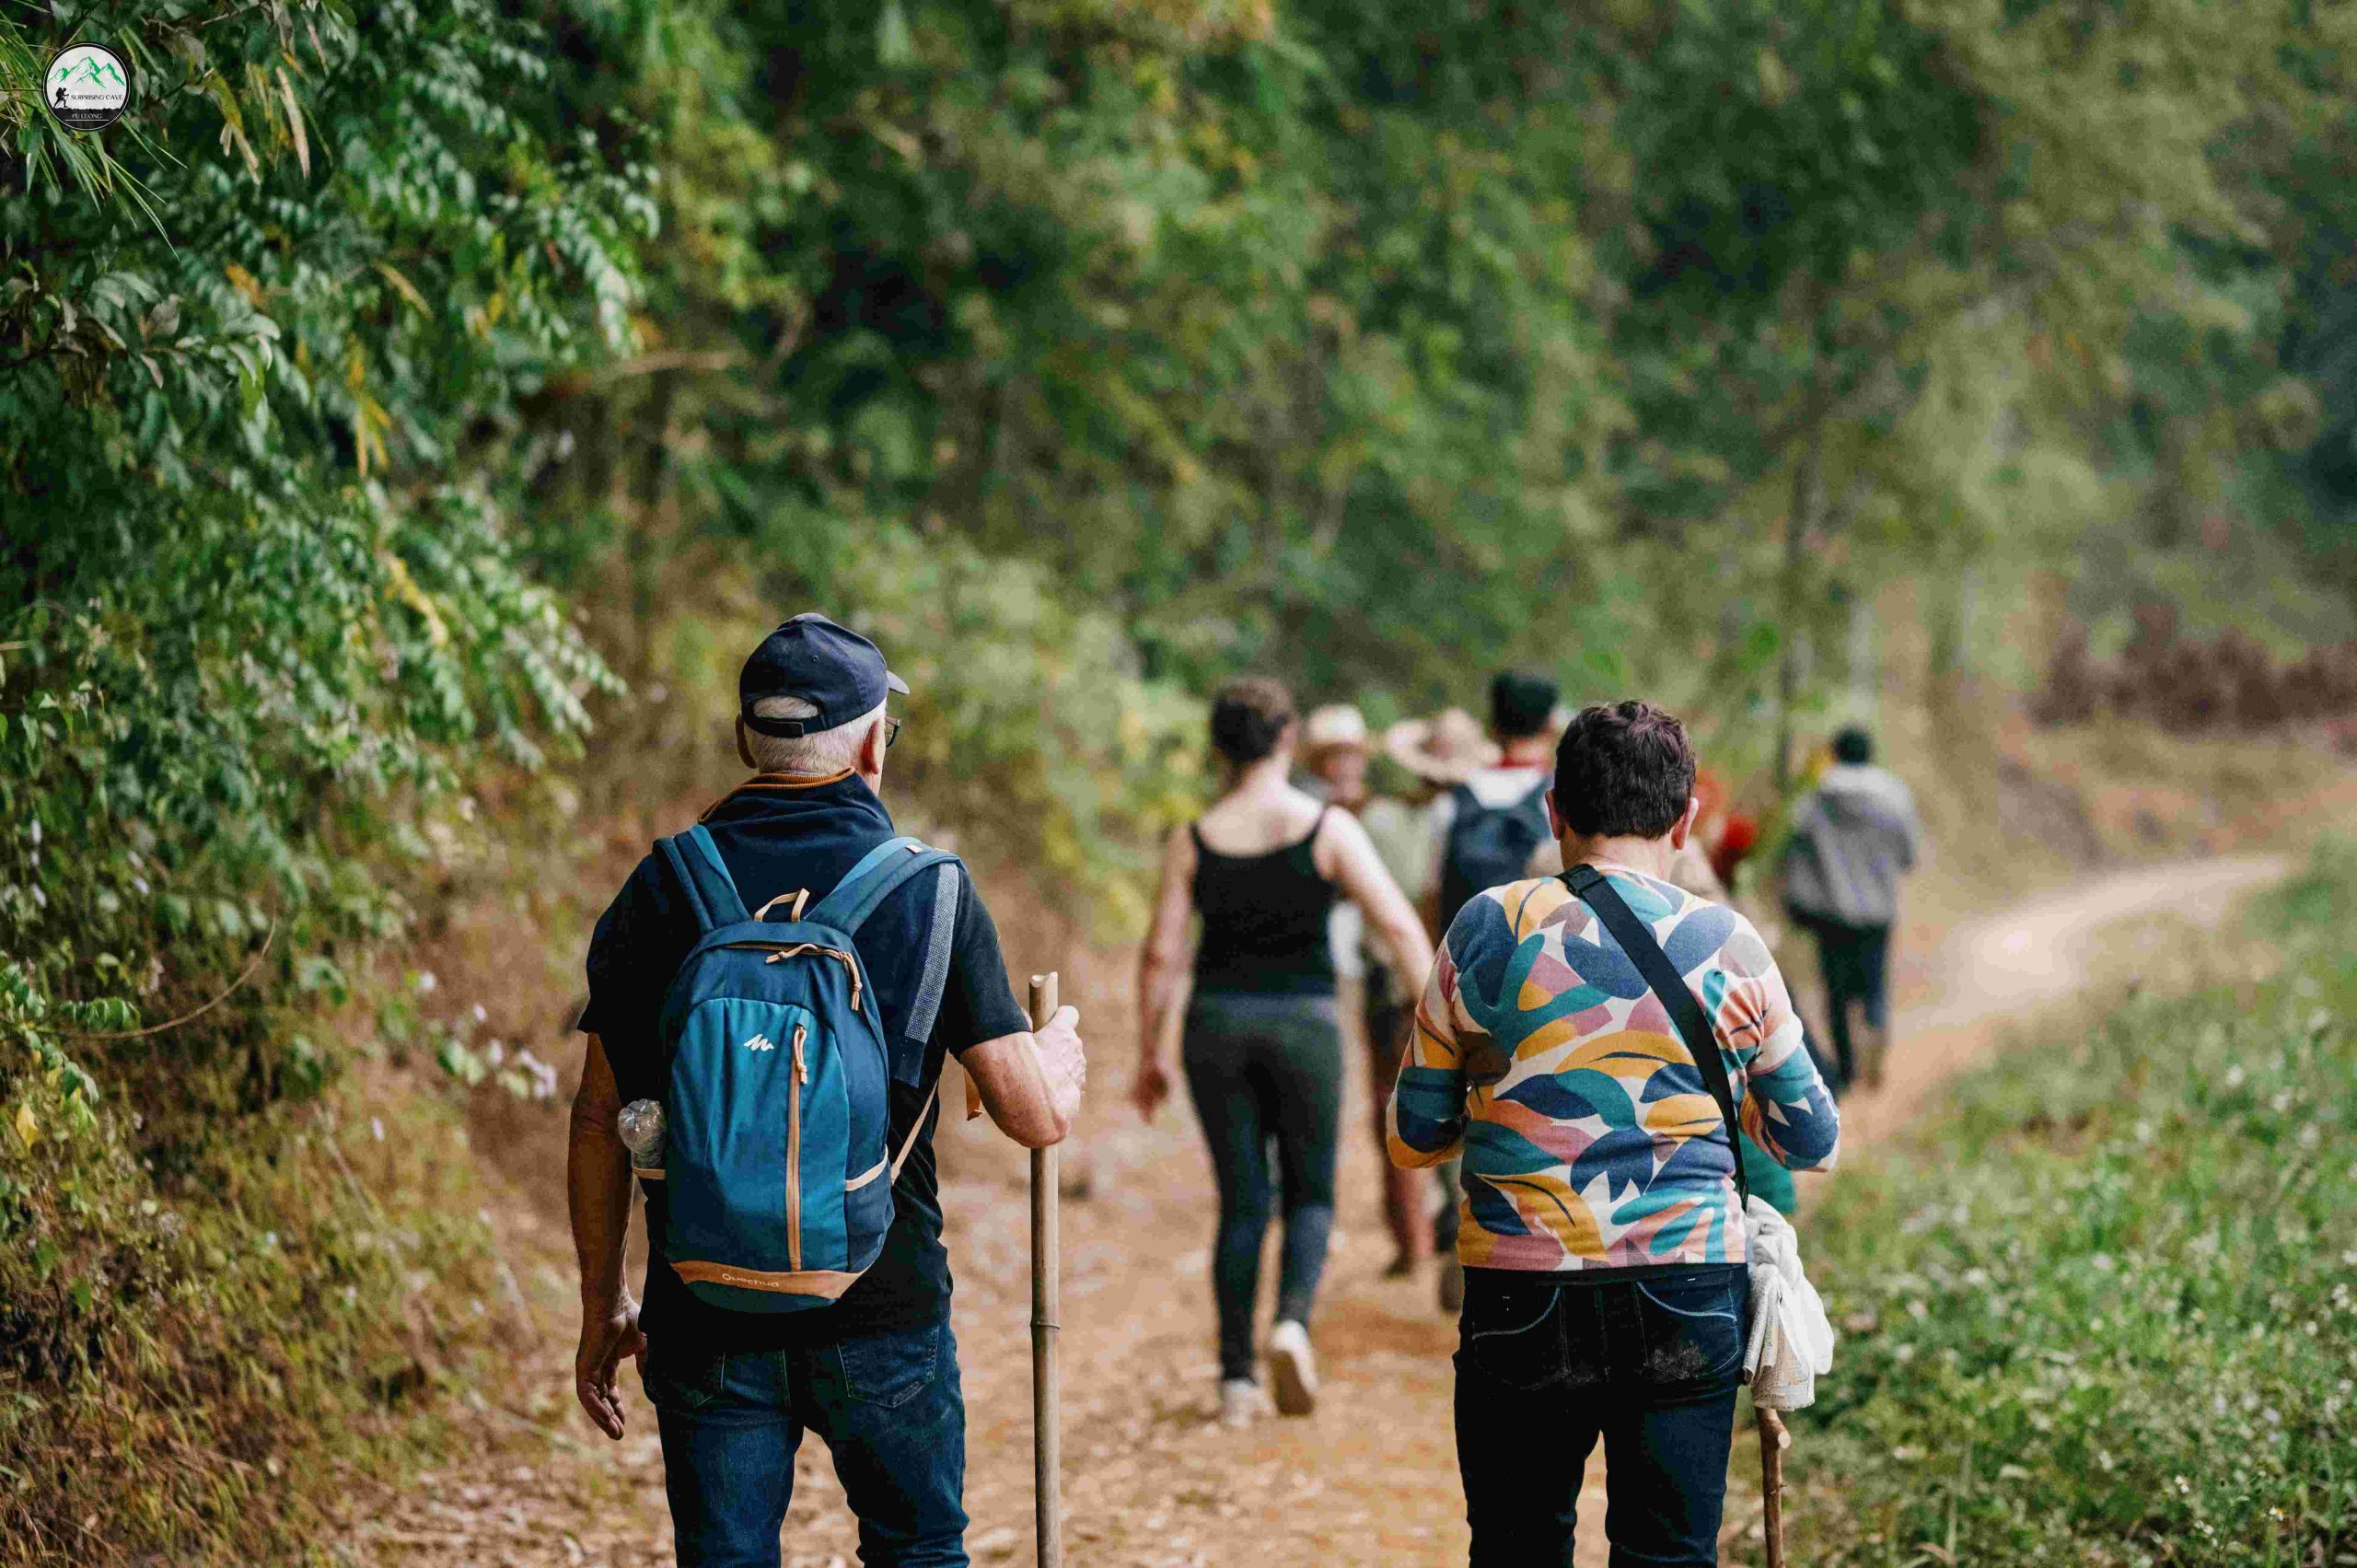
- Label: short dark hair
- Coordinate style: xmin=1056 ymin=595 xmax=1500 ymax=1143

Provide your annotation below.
xmin=1552 ymin=701 xmax=1696 ymax=839
xmin=1832 ymin=726 xmax=1873 ymax=764
xmin=1209 ymin=677 xmax=1295 ymax=765
xmin=1490 ymin=669 xmax=1559 ymax=739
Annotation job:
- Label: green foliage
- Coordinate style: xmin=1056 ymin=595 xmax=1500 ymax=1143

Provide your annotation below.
xmin=0 ymin=1058 xmax=510 ymax=1564
xmin=1781 ymin=844 xmax=2357 ymax=1564
xmin=511 ymin=0 xmax=2357 ymax=801
xmin=1 ymin=0 xmax=636 ymax=1091
xmin=1 ymin=0 xmax=641 ymax=1553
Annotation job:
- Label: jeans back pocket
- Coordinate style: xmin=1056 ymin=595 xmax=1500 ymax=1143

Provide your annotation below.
xmin=1458 ymin=1280 xmax=1594 ymax=1393
xmin=836 ymin=1321 xmax=944 ymax=1409
xmin=1631 ymin=1269 xmax=1747 ymax=1397
xmin=643 ymin=1343 xmax=729 ymax=1413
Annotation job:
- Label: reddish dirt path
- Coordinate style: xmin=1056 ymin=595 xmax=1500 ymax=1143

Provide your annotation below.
xmin=342 ymin=853 xmax=2292 ymax=1567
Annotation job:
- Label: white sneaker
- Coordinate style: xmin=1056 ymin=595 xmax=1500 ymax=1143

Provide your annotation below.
xmin=1267 ymin=1319 xmax=1318 ymax=1417
xmin=1218 ymin=1377 xmax=1265 ymax=1429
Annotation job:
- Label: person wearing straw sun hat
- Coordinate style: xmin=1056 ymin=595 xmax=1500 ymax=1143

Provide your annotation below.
xmin=1384 ymin=706 xmax=1501 ymax=787
xmin=1300 ymin=703 xmax=1438 ymax=1278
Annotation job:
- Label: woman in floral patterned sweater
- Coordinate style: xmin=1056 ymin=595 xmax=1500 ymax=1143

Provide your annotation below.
xmin=1387 ymin=700 xmax=1839 ymax=1567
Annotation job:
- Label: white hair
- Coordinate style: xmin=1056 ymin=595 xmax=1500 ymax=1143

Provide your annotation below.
xmin=746 ymin=697 xmax=887 ymax=775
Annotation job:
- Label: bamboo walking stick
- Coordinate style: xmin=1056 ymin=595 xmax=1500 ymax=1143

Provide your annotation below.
xmin=1758 ymin=1407 xmax=1788 ymax=1568
xmin=1028 ymin=973 xmax=1064 ymax=1568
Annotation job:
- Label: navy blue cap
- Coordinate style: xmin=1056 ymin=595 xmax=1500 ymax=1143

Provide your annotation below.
xmin=739 ymin=613 xmax=909 ymax=738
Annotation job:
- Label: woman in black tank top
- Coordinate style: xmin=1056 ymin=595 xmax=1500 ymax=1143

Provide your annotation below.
xmin=1189 ymin=807 xmax=1340 ymax=993
xmin=1133 ymin=678 xmax=1434 ymax=1429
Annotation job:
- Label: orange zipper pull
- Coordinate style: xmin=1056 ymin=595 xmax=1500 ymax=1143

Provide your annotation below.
xmin=792 ymin=1025 xmax=808 ymax=1084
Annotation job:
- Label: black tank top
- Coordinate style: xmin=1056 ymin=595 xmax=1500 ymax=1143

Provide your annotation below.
xmin=1190 ymin=808 xmax=1340 ymax=996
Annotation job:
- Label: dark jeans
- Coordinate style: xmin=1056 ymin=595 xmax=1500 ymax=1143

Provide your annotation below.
xmin=1455 ymin=1266 xmax=1750 ymax=1567
xmin=1363 ymin=982 xmax=1428 ymax=1263
xmin=1182 ymin=990 xmax=1343 ymax=1381
xmin=1799 ymin=913 xmax=1890 ymax=1089
xmin=644 ymin=1318 xmax=967 ymax=1567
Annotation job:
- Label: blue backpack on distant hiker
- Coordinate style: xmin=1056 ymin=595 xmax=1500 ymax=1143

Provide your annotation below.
xmin=649 ymin=825 xmax=961 ymax=1314
xmin=1436 ymin=780 xmax=1553 ymax=929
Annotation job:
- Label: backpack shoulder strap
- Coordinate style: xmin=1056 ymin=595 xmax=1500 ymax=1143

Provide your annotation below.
xmin=656 ymin=824 xmax=752 ymax=935
xmin=1562 ymin=863 xmax=1751 ymax=1210
xmin=877 ymin=857 xmax=968 ymax=1168
xmin=807 ymin=837 xmax=954 ymax=935
xmin=810 ymin=839 xmax=966 ymax=1088
xmin=902 ymin=859 xmax=962 ymax=1049
xmin=884 ymin=857 xmax=964 ymax=1155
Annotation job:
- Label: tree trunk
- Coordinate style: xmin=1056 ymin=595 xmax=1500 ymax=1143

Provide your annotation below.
xmin=1772 ymin=425 xmax=1823 ymax=793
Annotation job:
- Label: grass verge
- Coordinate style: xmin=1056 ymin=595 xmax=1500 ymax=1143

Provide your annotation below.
xmin=1777 ymin=843 xmax=2357 ymax=1565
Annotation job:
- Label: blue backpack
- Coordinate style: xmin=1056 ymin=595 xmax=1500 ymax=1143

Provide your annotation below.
xmin=649 ymin=825 xmax=961 ymax=1313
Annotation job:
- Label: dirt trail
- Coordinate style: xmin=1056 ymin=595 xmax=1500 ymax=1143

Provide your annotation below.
xmin=344 ymin=853 xmax=2292 ymax=1567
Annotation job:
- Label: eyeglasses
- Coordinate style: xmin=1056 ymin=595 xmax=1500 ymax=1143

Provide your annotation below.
xmin=883 ymin=715 xmax=902 ymax=750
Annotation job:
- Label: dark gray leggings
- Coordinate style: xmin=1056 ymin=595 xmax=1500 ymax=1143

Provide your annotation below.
xmin=1181 ymin=991 xmax=1343 ymax=1382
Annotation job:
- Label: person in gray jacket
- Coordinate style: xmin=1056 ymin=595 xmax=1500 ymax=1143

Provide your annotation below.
xmin=1782 ymin=726 xmax=1920 ymax=1091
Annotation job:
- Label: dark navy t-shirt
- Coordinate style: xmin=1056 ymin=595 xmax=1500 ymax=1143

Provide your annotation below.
xmin=579 ymin=771 xmax=1029 ymax=1349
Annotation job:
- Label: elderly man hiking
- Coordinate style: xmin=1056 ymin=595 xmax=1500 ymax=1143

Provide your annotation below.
xmin=1389 ymin=700 xmax=1840 ymax=1566
xmin=568 ymin=612 xmax=1086 ymax=1568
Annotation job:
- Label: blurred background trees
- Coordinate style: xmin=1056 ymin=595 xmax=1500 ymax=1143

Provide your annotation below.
xmin=8 ymin=0 xmax=2357 ymax=1553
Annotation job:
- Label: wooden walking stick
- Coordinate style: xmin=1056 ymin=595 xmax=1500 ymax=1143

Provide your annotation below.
xmin=1758 ymin=1406 xmax=1789 ymax=1568
xmin=1028 ymin=973 xmax=1064 ymax=1568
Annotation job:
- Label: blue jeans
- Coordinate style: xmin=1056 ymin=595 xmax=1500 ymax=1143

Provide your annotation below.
xmin=644 ymin=1318 xmax=967 ymax=1567
xmin=1180 ymin=991 xmax=1343 ymax=1380
xmin=1455 ymin=1266 xmax=1749 ymax=1567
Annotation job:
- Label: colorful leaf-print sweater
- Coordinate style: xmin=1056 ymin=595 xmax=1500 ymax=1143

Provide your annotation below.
xmin=1387 ymin=865 xmax=1840 ymax=1273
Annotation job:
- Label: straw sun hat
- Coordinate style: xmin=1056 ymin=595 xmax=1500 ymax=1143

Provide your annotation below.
xmin=1385 ymin=707 xmax=1502 ymax=784
xmin=1301 ymin=703 xmax=1371 ymax=759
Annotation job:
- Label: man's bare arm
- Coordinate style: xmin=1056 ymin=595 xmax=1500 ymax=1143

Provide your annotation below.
xmin=568 ymin=1034 xmax=644 ymax=1440
xmin=965 ymin=1006 xmax=1086 ymax=1149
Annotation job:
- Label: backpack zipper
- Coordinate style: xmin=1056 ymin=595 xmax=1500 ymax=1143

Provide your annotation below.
xmin=787 ymin=1023 xmax=808 ymax=1270
xmin=752 ymin=943 xmax=863 ymax=1013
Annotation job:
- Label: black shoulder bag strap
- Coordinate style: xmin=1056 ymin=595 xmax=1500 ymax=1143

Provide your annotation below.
xmin=1562 ymin=863 xmax=1750 ymax=1210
